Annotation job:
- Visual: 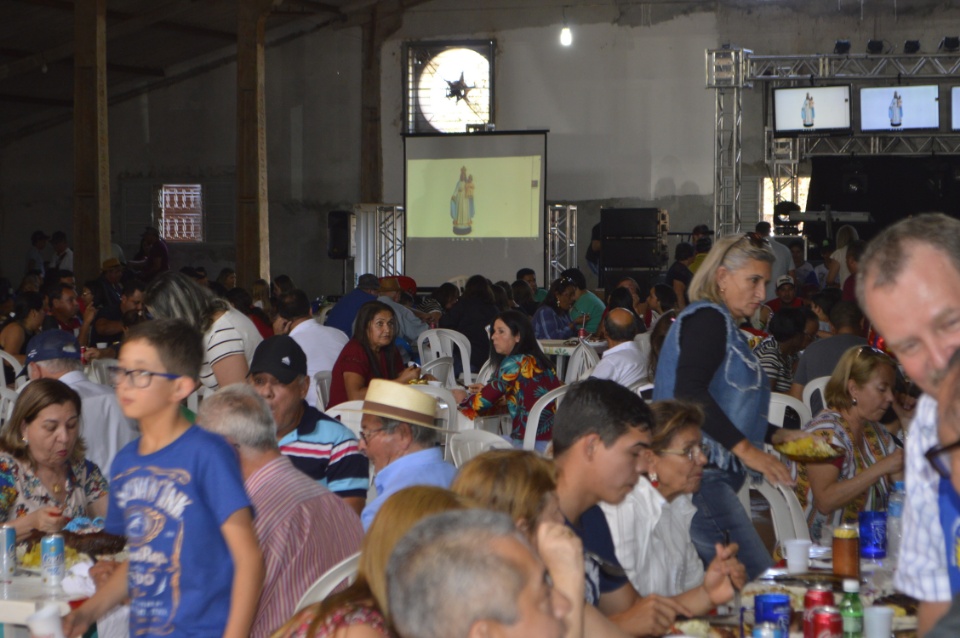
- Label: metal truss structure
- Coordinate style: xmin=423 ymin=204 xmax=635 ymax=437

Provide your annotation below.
xmin=708 ymin=49 xmax=960 ymax=235
xmin=547 ymin=204 xmax=577 ymax=282
xmin=354 ymin=204 xmax=405 ymax=278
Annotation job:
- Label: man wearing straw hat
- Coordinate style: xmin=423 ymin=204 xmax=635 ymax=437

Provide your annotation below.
xmin=356 ymin=379 xmax=457 ymax=530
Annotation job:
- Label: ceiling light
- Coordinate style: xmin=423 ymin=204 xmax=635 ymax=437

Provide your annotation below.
xmin=940 ymin=36 xmax=960 ymax=52
xmin=866 ymin=40 xmax=884 ymax=54
xmin=834 ymin=40 xmax=851 ymax=55
xmin=903 ymin=40 xmax=921 ymax=54
xmin=560 ymin=7 xmax=572 ymax=47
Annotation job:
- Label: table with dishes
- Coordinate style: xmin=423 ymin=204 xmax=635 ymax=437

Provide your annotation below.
xmin=537 ymin=338 xmax=607 ymax=379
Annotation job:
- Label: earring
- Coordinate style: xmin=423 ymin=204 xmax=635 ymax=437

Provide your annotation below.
xmin=648 ymin=472 xmax=659 ymax=487
xmin=21 ymin=437 xmax=27 ymax=444
xmin=851 ymin=397 xmax=858 ymax=406
xmin=719 ymin=287 xmax=726 ymax=294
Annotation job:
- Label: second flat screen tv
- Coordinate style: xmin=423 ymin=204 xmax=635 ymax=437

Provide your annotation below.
xmin=860 ymin=85 xmax=939 ymax=131
xmin=773 ymin=86 xmax=852 ymax=136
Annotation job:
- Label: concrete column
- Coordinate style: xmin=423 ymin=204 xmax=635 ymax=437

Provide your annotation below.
xmin=74 ymin=0 xmax=111 ymax=280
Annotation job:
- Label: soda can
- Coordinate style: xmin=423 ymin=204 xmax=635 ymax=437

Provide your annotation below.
xmin=755 ymin=593 xmax=791 ymax=637
xmin=753 ymin=622 xmax=782 ymax=638
xmin=810 ymin=605 xmax=843 ymax=638
xmin=803 ymin=584 xmax=835 ymax=638
xmin=859 ymin=510 xmax=887 ymax=558
xmin=0 ymin=525 xmax=14 ymax=576
xmin=578 ymin=327 xmax=587 ymax=340
xmin=40 ymin=534 xmax=65 ymax=587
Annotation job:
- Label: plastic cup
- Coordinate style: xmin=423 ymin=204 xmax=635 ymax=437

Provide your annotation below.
xmin=863 ymin=605 xmax=894 ymax=638
xmin=96 ymin=342 xmax=107 ymax=349
xmin=427 ymin=380 xmax=442 ymax=388
xmin=25 ymin=603 xmax=66 ymax=638
xmin=784 ymin=538 xmax=812 ymax=574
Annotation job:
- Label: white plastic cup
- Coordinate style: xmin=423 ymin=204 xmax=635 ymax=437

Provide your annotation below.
xmin=427 ymin=380 xmax=442 ymax=388
xmin=25 ymin=602 xmax=66 ymax=638
xmin=863 ymin=605 xmax=894 ymax=638
xmin=96 ymin=342 xmax=107 ymax=349
xmin=784 ymin=538 xmax=812 ymax=574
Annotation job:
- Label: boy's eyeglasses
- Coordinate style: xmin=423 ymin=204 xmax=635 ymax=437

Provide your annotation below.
xmin=925 ymin=440 xmax=960 ymax=479
xmin=108 ymin=366 xmax=181 ymax=388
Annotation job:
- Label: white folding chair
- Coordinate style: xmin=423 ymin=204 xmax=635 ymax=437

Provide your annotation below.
xmin=185 ymin=384 xmax=212 ymax=416
xmin=523 ymin=385 xmax=569 ymax=451
xmin=448 ymin=430 xmax=514 ymax=468
xmin=475 ymin=358 xmax=495 ymax=385
xmin=294 ymin=552 xmax=361 ymax=612
xmin=324 ymin=400 xmax=365 ymax=439
xmin=0 ymin=350 xmax=26 ymax=389
xmin=738 ymin=478 xmax=801 ymax=544
xmin=420 ymin=356 xmax=455 ymax=388
xmin=777 ymin=482 xmax=811 ymax=541
xmin=802 ymin=376 xmax=831 ymax=417
xmin=313 ymin=370 xmax=333 ymax=411
xmin=411 ymin=384 xmax=462 ymax=460
xmin=417 ymin=329 xmax=473 ymax=385
xmin=0 ymin=387 xmax=17 ymax=428
xmin=564 ymin=342 xmax=599 ymax=384
xmin=446 ymin=275 xmax=469 ymax=290
xmin=89 ymin=358 xmax=119 ymax=386
xmin=769 ymin=392 xmax=813 ymax=429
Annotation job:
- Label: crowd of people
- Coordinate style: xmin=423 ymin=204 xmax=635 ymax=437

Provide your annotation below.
xmin=0 ymin=212 xmax=959 ymax=637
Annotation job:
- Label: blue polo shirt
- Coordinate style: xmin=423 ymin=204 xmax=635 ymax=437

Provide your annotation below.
xmin=279 ymin=402 xmax=369 ymax=499
xmin=324 ymin=289 xmax=378 ymax=336
xmin=361 ymin=447 xmax=456 ymax=530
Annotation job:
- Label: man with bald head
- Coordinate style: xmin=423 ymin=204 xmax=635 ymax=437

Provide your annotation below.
xmin=590 ymin=308 xmax=647 ymax=387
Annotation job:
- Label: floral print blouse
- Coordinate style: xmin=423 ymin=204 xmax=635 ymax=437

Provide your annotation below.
xmin=459 ymin=354 xmax=562 ymax=442
xmin=273 ymin=602 xmax=387 ymax=638
xmin=0 ymin=454 xmax=108 ymax=522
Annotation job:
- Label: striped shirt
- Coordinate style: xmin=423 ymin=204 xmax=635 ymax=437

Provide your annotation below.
xmin=200 ymin=308 xmax=263 ymax=390
xmin=894 ymin=394 xmax=952 ymax=602
xmin=248 ymin=455 xmax=363 ymax=638
xmin=280 ymin=402 xmax=369 ymax=498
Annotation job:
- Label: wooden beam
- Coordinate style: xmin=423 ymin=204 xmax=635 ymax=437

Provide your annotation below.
xmin=236 ymin=0 xmax=276 ymax=288
xmin=73 ymin=0 xmax=111 ymax=281
xmin=0 ymin=93 xmax=72 ymax=107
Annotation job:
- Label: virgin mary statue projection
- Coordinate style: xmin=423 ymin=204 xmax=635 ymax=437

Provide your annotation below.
xmin=450 ymin=166 xmax=475 ymax=235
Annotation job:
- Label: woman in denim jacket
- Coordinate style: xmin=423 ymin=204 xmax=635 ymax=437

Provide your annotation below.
xmin=653 ymin=233 xmax=798 ymax=580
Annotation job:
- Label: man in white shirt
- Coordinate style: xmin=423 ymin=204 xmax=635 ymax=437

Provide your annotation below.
xmin=22 ymin=331 xmax=138 ymax=476
xmin=590 ymin=308 xmax=647 ymax=387
xmin=858 ymin=213 xmax=960 ymax=636
xmin=274 ymin=289 xmax=348 ymax=407
xmin=48 ymin=230 xmax=74 ymax=273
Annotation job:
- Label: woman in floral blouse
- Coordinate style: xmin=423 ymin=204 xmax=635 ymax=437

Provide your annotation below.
xmin=0 ymin=379 xmax=108 ymax=541
xmin=790 ymin=346 xmax=904 ymax=542
xmin=454 ymin=310 xmax=562 ymax=451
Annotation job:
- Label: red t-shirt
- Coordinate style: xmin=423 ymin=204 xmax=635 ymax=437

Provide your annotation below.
xmin=327 ymin=339 xmax=404 ymax=408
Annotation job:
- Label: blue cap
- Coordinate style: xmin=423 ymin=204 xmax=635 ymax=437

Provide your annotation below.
xmin=24 ymin=330 xmax=82 ymax=366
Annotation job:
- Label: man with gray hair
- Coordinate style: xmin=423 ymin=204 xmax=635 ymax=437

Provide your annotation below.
xmin=387 ymin=509 xmax=570 ymax=638
xmin=23 ymin=330 xmax=137 ymax=474
xmin=198 ymin=384 xmax=363 ymax=638
xmin=857 ymin=213 xmax=960 ymax=635
xmin=590 ymin=308 xmax=647 ymax=387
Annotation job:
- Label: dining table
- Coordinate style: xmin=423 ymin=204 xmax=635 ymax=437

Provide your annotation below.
xmin=0 ymin=572 xmax=78 ymax=637
xmin=537 ymin=338 xmax=607 ymax=379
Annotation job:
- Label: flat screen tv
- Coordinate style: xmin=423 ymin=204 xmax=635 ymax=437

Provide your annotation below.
xmin=951 ymin=86 xmax=960 ymax=130
xmin=860 ymin=85 xmax=939 ymax=132
xmin=773 ymin=86 xmax=852 ymax=136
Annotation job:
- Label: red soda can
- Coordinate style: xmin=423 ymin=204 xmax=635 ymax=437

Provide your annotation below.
xmin=80 ymin=346 xmax=88 ymax=365
xmin=578 ymin=327 xmax=587 ymax=339
xmin=810 ymin=606 xmax=842 ymax=638
xmin=803 ymin=585 xmax=835 ymax=638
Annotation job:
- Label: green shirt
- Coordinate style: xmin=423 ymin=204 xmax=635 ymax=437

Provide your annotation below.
xmin=570 ymin=290 xmax=606 ymax=334
xmin=534 ymin=287 xmax=548 ymax=303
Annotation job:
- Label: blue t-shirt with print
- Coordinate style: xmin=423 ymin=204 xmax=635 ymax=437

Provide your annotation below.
xmin=938 ymin=477 xmax=960 ymax=594
xmin=106 ymin=426 xmax=251 ymax=637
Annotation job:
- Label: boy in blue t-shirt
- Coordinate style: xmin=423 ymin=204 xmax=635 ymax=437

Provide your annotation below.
xmin=64 ymin=319 xmax=264 ymax=638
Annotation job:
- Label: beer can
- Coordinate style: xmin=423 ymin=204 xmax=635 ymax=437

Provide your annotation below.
xmin=810 ymin=605 xmax=843 ymax=638
xmin=803 ymin=584 xmax=835 ymax=638
xmin=755 ymin=593 xmax=791 ymax=637
xmin=0 ymin=525 xmax=14 ymax=576
xmin=753 ymin=622 xmax=782 ymax=638
xmin=40 ymin=534 xmax=65 ymax=587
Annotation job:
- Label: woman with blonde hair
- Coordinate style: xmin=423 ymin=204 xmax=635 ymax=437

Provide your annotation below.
xmin=791 ymin=346 xmax=904 ymax=542
xmin=653 ymin=233 xmax=799 ymax=579
xmin=272 ymin=486 xmax=463 ymax=638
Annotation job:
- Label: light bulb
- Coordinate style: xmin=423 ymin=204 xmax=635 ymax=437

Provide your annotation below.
xmin=560 ymin=26 xmax=572 ymax=46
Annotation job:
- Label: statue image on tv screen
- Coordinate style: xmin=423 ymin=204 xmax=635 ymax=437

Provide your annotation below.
xmin=801 ymin=93 xmax=815 ymax=128
xmin=451 ymin=165 xmax=475 ymax=235
xmin=889 ymin=91 xmax=903 ymax=128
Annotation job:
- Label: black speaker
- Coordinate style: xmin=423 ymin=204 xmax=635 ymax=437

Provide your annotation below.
xmin=603 ymin=238 xmax=667 ymax=268
xmin=327 ymin=210 xmax=352 ymax=259
xmin=599 ymin=208 xmax=668 ymax=238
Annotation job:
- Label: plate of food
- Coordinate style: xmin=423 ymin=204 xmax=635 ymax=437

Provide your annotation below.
xmin=775 ymin=436 xmax=844 ymax=463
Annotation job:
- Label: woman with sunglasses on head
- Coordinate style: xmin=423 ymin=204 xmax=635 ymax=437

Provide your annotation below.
xmin=601 ymin=400 xmax=746 ymax=611
xmin=533 ymin=277 xmax=584 ymax=340
xmin=653 ymin=232 xmax=801 ymax=580
xmin=790 ymin=346 xmax=904 ymax=543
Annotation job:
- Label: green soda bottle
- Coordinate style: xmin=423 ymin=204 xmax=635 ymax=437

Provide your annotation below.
xmin=839 ymin=578 xmax=863 ymax=638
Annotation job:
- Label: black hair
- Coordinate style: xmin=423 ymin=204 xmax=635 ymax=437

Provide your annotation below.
xmin=846 ymin=239 xmax=867 ymax=263
xmin=462 ymin=275 xmax=495 ymax=304
xmin=811 ymin=289 xmax=842 ymax=318
xmin=516 ymin=268 xmax=535 ymax=280
xmin=276 ymin=289 xmax=311 ymax=320
xmin=489 ymin=310 xmax=553 ymax=373
xmin=767 ymin=307 xmax=807 ymax=343
xmin=352 ymin=301 xmax=400 ymax=380
xmin=541 ymin=277 xmax=577 ymax=316
xmin=674 ymin=242 xmax=695 ymax=262
xmin=11 ymin=291 xmax=43 ymax=321
xmin=553 ymin=379 xmax=653 ymax=456
xmin=652 ymin=284 xmax=677 ymax=312
xmin=125 ymin=318 xmax=203 ymax=380
xmin=433 ymin=283 xmax=460 ymax=308
xmin=558 ymin=268 xmax=587 ymax=291
xmin=606 ymin=287 xmax=635 ymax=312
xmin=121 ymin=279 xmax=146 ymax=299
xmin=511 ymin=280 xmax=533 ymax=305
xmin=829 ymin=301 xmax=864 ymax=331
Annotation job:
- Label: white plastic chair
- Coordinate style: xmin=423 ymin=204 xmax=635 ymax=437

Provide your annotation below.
xmin=324 ymin=400 xmax=365 ymax=439
xmin=294 ymin=552 xmax=361 ymax=612
xmin=564 ymin=342 xmax=600 ymax=384
xmin=420 ymin=356 xmax=455 ymax=388
xmin=802 ymin=376 xmax=831 ymax=417
xmin=313 ymin=370 xmax=333 ymax=411
xmin=417 ymin=329 xmax=473 ymax=385
xmin=0 ymin=387 xmax=17 ymax=428
xmin=475 ymin=359 xmax=495 ymax=385
xmin=523 ymin=385 xmax=569 ymax=451
xmin=777 ymin=482 xmax=811 ymax=541
xmin=446 ymin=275 xmax=469 ymax=290
xmin=738 ymin=478 xmax=803 ymax=544
xmin=769 ymin=392 xmax=813 ymax=430
xmin=185 ymin=384 xmax=211 ymax=415
xmin=88 ymin=358 xmax=119 ymax=386
xmin=449 ymin=429 xmax=514 ymax=468
xmin=0 ymin=350 xmax=26 ymax=389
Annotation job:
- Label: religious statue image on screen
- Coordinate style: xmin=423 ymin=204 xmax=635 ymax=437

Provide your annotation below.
xmin=451 ymin=165 xmax=475 ymax=235
xmin=889 ymin=91 xmax=903 ymax=128
xmin=801 ymin=93 xmax=815 ymax=127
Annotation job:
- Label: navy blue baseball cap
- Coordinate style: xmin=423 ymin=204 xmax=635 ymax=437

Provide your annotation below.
xmin=24 ymin=330 xmax=82 ymax=366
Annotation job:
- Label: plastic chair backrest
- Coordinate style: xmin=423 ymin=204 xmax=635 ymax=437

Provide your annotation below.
xmin=523 ymin=385 xmax=569 ymax=451
xmin=0 ymin=350 xmax=26 ymax=389
xmin=417 ymin=329 xmax=473 ymax=385
xmin=475 ymin=359 xmax=495 ymax=385
xmin=420 ymin=356 xmax=455 ymax=388
xmin=88 ymin=358 xmax=119 ymax=386
xmin=769 ymin=392 xmax=812 ymax=430
xmin=449 ymin=430 xmax=514 ymax=468
xmin=802 ymin=376 xmax=831 ymax=417
xmin=294 ymin=552 xmax=362 ymax=613
xmin=742 ymin=478 xmax=800 ymax=544
xmin=777 ymin=482 xmax=811 ymax=541
xmin=313 ymin=370 xmax=333 ymax=411
xmin=564 ymin=342 xmax=600 ymax=384
xmin=446 ymin=275 xmax=469 ymax=291
xmin=324 ymin=400 xmax=365 ymax=439
xmin=184 ymin=384 xmax=211 ymax=416
xmin=0 ymin=386 xmax=17 ymax=428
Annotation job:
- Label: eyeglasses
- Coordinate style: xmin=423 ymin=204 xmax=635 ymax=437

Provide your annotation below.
xmin=925 ymin=440 xmax=960 ymax=479
xmin=108 ymin=366 xmax=181 ymax=388
xmin=660 ymin=442 xmax=710 ymax=461
xmin=359 ymin=428 xmax=388 ymax=443
xmin=719 ymin=231 xmax=767 ymax=265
